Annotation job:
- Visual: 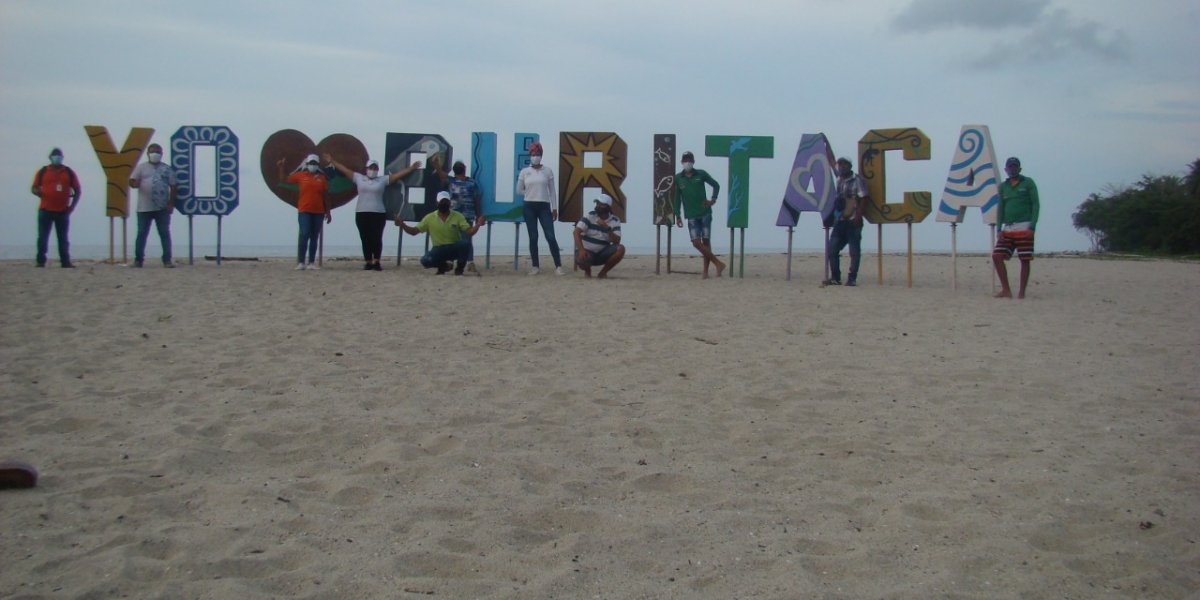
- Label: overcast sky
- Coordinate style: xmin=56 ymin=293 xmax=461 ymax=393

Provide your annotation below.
xmin=2 ymin=0 xmax=1197 ymax=259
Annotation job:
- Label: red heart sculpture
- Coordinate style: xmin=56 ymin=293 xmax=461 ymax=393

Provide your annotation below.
xmin=259 ymin=130 xmax=369 ymax=209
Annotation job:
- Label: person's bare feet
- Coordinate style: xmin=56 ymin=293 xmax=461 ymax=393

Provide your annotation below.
xmin=701 ymin=271 xmax=709 ymax=280
xmin=597 ymin=273 xmax=608 ymax=279
xmin=714 ymin=260 xmax=725 ymax=278
xmin=1017 ymin=292 xmax=1026 ymax=299
xmin=994 ymin=290 xmax=1013 ymax=299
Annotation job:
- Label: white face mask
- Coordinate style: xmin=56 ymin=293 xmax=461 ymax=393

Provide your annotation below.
xmin=530 ymin=156 xmax=542 ymax=166
xmin=682 ymin=162 xmax=694 ymax=171
xmin=367 ymin=168 xmax=379 ymax=178
xmin=306 ymin=164 xmax=319 ymax=174
xmin=148 ymin=153 xmax=162 ymax=164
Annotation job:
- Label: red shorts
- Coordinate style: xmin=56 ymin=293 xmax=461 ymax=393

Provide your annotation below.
xmin=993 ymin=229 xmax=1035 ymax=261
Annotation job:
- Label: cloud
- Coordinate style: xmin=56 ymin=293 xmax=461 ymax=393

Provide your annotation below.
xmin=892 ymin=0 xmax=1050 ymax=32
xmin=965 ymin=9 xmax=1131 ymax=69
xmin=892 ymin=0 xmax=1130 ymax=68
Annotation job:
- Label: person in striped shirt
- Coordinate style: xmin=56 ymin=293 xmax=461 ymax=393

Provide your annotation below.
xmin=572 ymin=194 xmax=625 ymax=279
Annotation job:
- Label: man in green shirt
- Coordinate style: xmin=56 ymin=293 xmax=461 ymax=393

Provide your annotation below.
xmin=396 ymin=191 xmax=482 ymax=275
xmin=992 ymin=157 xmax=1040 ymax=299
xmin=672 ymin=151 xmax=725 ymax=279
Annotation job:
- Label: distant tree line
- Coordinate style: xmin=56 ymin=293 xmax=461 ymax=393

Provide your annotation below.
xmin=1072 ymin=159 xmax=1200 ymax=254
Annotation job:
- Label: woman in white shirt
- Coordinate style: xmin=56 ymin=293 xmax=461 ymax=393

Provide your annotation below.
xmin=325 ymin=154 xmax=419 ymax=271
xmin=515 ymin=142 xmax=563 ymax=275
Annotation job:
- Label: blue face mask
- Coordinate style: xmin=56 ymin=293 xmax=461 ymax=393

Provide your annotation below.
xmin=50 ymin=155 xmax=63 ymax=166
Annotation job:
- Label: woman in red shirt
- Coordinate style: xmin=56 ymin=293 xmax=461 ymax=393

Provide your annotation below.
xmin=278 ymin=154 xmax=331 ymax=270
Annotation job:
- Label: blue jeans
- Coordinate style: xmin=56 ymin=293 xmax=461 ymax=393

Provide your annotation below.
xmin=522 ymin=202 xmax=561 ymax=268
xmin=298 ymin=213 xmax=324 ymax=264
xmin=135 ymin=209 xmax=173 ymax=264
xmin=827 ymin=220 xmax=862 ymax=282
xmin=420 ymin=240 xmax=471 ymax=272
xmin=36 ymin=209 xmax=70 ymax=265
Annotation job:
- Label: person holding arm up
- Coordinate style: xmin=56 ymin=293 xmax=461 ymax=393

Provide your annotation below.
xmin=278 ymin=154 xmax=330 ymax=271
xmin=324 ymin=153 xmax=420 ymax=271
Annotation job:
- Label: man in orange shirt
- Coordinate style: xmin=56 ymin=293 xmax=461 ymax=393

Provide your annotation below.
xmin=278 ymin=154 xmax=331 ymax=270
xmin=30 ymin=148 xmax=81 ymax=268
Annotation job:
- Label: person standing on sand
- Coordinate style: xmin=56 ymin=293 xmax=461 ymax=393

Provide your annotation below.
xmin=824 ymin=157 xmax=869 ymax=287
xmin=323 ymin=153 xmax=420 ymax=271
xmin=573 ymin=194 xmax=625 ymax=278
xmin=672 ymin=151 xmax=725 ymax=279
xmin=129 ymin=143 xmax=178 ymax=268
xmin=993 ymin=156 xmax=1039 ymax=299
xmin=395 ymin=191 xmax=481 ymax=275
xmin=431 ymin=157 xmax=484 ymax=274
xmin=516 ymin=141 xmax=564 ymax=276
xmin=278 ymin=154 xmax=331 ymax=271
xmin=31 ymin=147 xmax=81 ymax=268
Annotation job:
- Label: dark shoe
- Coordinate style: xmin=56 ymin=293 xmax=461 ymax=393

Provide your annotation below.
xmin=845 ymin=279 xmax=856 ymax=287
xmin=373 ymin=263 xmax=382 ymax=271
xmin=163 ymin=261 xmax=176 ymax=269
xmin=364 ymin=263 xmax=374 ymax=270
xmin=435 ymin=265 xmax=447 ymax=275
xmin=61 ymin=262 xmax=75 ymax=268
xmin=822 ymin=278 xmax=841 ymax=286
xmin=454 ymin=268 xmax=465 ymax=276
xmin=133 ymin=260 xmax=144 ymax=268
xmin=35 ymin=262 xmax=45 ymax=268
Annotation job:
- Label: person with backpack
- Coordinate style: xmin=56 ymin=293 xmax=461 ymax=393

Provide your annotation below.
xmin=129 ymin=143 xmax=178 ymax=268
xmin=31 ymin=148 xmax=81 ymax=268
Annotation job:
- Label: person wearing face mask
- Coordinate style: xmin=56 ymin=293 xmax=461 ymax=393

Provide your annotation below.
xmin=394 ymin=191 xmax=481 ymax=275
xmin=324 ymin=153 xmax=421 ymax=271
xmin=31 ymin=147 xmax=81 ymax=268
xmin=278 ymin=154 xmax=331 ymax=270
xmin=572 ymin=194 xmax=625 ymax=279
xmin=992 ymin=157 xmax=1040 ymax=299
xmin=672 ymin=151 xmax=724 ymax=279
xmin=515 ymin=142 xmax=564 ymax=275
xmin=824 ymin=157 xmax=869 ymax=286
xmin=431 ymin=157 xmax=485 ymax=274
xmin=128 ymin=143 xmax=178 ymax=268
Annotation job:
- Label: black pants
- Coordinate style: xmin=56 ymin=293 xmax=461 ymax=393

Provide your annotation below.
xmin=356 ymin=212 xmax=387 ymax=261
xmin=36 ymin=209 xmax=70 ymax=265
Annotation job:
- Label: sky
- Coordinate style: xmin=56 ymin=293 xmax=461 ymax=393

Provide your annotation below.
xmin=2 ymin=0 xmax=1198 ymax=260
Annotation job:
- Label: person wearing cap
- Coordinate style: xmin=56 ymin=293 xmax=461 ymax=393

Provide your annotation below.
xmin=516 ymin=141 xmax=564 ymax=275
xmin=128 ymin=143 xmax=178 ymax=268
xmin=278 ymin=154 xmax=331 ymax=270
xmin=672 ymin=151 xmax=724 ymax=279
xmin=993 ymin=157 xmax=1040 ymax=299
xmin=324 ymin=153 xmax=421 ymax=271
xmin=430 ymin=156 xmax=484 ymax=274
xmin=572 ymin=194 xmax=625 ymax=278
xmin=30 ymin=147 xmax=81 ymax=268
xmin=395 ymin=191 xmax=482 ymax=275
xmin=824 ymin=157 xmax=869 ymax=286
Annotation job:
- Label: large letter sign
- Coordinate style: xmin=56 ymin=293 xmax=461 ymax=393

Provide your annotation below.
xmin=652 ymin=134 xmax=676 ymax=225
xmin=776 ymin=133 xmax=836 ymax=227
xmin=704 ymin=135 xmax=774 ymax=229
xmin=471 ymin=132 xmax=506 ymax=221
xmin=84 ymin=125 xmax=154 ymax=218
xmin=858 ymin=128 xmax=932 ymax=224
xmin=384 ymin=133 xmax=452 ymax=221
xmin=171 ymin=126 xmax=239 ymax=216
xmin=937 ymin=125 xmax=999 ymax=224
xmin=558 ymin=132 xmax=628 ymax=223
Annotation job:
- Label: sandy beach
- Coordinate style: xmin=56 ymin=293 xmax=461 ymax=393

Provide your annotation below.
xmin=1 ymin=252 xmax=1197 ymax=599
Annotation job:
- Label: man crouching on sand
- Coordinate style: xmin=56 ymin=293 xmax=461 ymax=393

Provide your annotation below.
xmin=993 ymin=157 xmax=1039 ymax=299
xmin=395 ymin=191 xmax=481 ymax=275
xmin=573 ymin=194 xmax=625 ymax=278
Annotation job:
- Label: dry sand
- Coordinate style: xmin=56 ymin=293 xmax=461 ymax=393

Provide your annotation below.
xmin=1 ymin=252 xmax=1198 ymax=599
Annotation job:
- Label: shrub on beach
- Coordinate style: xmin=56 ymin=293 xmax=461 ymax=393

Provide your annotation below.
xmin=1073 ymin=160 xmax=1200 ymax=255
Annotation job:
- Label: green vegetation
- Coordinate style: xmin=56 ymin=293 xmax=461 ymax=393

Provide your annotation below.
xmin=1072 ymin=159 xmax=1200 ymax=255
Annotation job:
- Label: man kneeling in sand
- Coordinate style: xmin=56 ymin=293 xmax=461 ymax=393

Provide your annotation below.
xmin=395 ymin=191 xmax=481 ymax=275
xmin=572 ymin=194 xmax=625 ymax=278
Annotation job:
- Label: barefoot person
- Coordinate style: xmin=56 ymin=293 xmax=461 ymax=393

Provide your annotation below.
xmin=672 ymin=151 xmax=724 ymax=278
xmin=572 ymin=194 xmax=625 ymax=279
xmin=323 ymin=153 xmax=420 ymax=271
xmin=824 ymin=157 xmax=869 ymax=287
xmin=993 ymin=157 xmax=1040 ymax=299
